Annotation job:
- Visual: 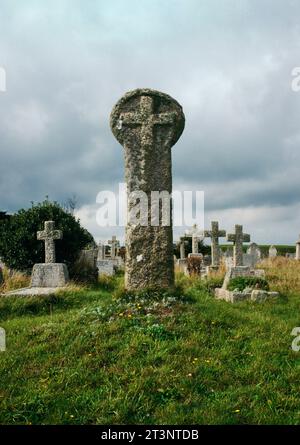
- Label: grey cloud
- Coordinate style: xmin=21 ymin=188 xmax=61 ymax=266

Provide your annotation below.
xmin=0 ymin=0 xmax=300 ymax=242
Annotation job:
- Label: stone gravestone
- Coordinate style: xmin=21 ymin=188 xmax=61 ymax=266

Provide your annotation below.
xmin=204 ymin=221 xmax=226 ymax=268
xmin=296 ymin=236 xmax=300 ymax=260
xmin=97 ymin=259 xmax=115 ymax=276
xmin=244 ymin=242 xmax=261 ymax=268
xmin=179 ymin=237 xmax=186 ymax=260
xmin=110 ymin=88 xmax=185 ymax=289
xmin=0 ymin=327 xmax=5 ymax=352
xmin=79 ymin=249 xmax=98 ymax=268
xmin=31 ymin=221 xmax=69 ymax=287
xmin=97 ymin=242 xmax=106 ymax=261
xmin=227 ymin=225 xmax=250 ymax=267
xmin=269 ymin=245 xmax=277 ymax=258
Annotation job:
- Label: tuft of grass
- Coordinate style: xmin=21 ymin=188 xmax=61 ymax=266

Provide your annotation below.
xmin=1 ymin=267 xmax=30 ymax=292
xmin=260 ymin=258 xmax=300 ymax=294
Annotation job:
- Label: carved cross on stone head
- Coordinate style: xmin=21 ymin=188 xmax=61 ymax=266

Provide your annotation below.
xmin=110 ymin=89 xmax=185 ymax=290
xmin=37 ymin=221 xmax=62 ymax=264
xmin=204 ymin=221 xmax=226 ymax=267
xmin=226 ymin=224 xmax=250 ymax=267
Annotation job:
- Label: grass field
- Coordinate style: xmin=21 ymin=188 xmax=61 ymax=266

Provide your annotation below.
xmin=0 ymin=259 xmax=300 ymax=425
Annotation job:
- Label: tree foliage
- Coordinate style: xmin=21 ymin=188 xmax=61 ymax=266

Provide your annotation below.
xmin=0 ymin=200 xmax=95 ymax=271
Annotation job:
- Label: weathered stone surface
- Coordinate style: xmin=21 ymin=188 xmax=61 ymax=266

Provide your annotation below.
xmin=227 ymin=225 xmax=250 ymax=267
xmin=204 ymin=221 xmax=226 ymax=267
xmin=177 ymin=258 xmax=187 ymax=274
xmin=215 ymin=287 xmax=279 ymax=303
xmin=97 ymin=243 xmax=105 ymax=261
xmin=110 ymin=88 xmax=185 ymax=289
xmin=269 ymin=245 xmax=277 ymax=258
xmin=108 ymin=236 xmax=119 ymax=259
xmin=37 ymin=221 xmax=62 ymax=264
xmin=31 ymin=263 xmax=69 ymax=288
xmin=97 ymin=260 xmax=115 ymax=276
xmin=2 ymin=287 xmax=65 ymax=297
xmin=79 ymin=249 xmax=98 ymax=268
xmin=186 ymin=224 xmax=204 ymax=254
xmin=250 ymin=290 xmax=279 ymax=302
xmin=179 ymin=237 xmax=186 ymax=260
xmin=0 ymin=327 xmax=5 ymax=352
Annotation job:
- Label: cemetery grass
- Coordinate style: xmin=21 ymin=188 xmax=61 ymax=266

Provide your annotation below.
xmin=0 ymin=263 xmax=300 ymax=425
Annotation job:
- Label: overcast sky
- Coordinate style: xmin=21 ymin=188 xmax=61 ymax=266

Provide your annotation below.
xmin=1 ymin=0 xmax=300 ymax=244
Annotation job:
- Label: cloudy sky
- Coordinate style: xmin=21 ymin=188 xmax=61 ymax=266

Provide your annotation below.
xmin=1 ymin=0 xmax=300 ymax=244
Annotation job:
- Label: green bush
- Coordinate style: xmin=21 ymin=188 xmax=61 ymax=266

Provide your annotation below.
xmin=0 ymin=199 xmax=94 ymax=272
xmin=228 ymin=276 xmax=269 ymax=292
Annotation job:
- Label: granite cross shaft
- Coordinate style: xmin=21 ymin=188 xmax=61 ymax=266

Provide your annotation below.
xmin=37 ymin=221 xmax=62 ymax=264
xmin=204 ymin=221 xmax=226 ymax=267
xmin=110 ymin=88 xmax=185 ymax=290
xmin=226 ymin=224 xmax=250 ymax=267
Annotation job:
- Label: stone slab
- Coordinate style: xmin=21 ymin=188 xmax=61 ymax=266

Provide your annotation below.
xmin=215 ymin=287 xmax=279 ymax=303
xmin=1 ymin=287 xmax=64 ymax=297
xmin=31 ymin=263 xmax=69 ymax=288
xmin=97 ymin=260 xmax=115 ymax=276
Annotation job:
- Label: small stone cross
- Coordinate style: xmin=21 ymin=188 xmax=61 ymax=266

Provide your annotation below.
xmin=108 ymin=235 xmax=119 ymax=259
xmin=204 ymin=221 xmax=226 ymax=267
xmin=185 ymin=224 xmax=204 ymax=254
xmin=226 ymin=224 xmax=250 ymax=267
xmin=37 ymin=221 xmax=62 ymax=264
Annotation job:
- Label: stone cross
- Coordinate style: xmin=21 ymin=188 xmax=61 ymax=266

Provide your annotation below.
xmin=226 ymin=225 xmax=250 ymax=267
xmin=37 ymin=221 xmax=62 ymax=264
xmin=185 ymin=224 xmax=204 ymax=254
xmin=296 ymin=236 xmax=300 ymax=260
xmin=204 ymin=221 xmax=226 ymax=267
xmin=110 ymin=89 xmax=185 ymax=289
xmin=108 ymin=236 xmax=119 ymax=259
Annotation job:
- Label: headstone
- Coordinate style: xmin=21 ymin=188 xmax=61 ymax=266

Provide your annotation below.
xmin=110 ymin=88 xmax=185 ymax=289
xmin=204 ymin=221 xmax=226 ymax=267
xmin=31 ymin=221 xmax=69 ymax=288
xmin=97 ymin=243 xmax=106 ymax=261
xmin=269 ymin=245 xmax=277 ymax=258
xmin=79 ymin=249 xmax=98 ymax=268
xmin=244 ymin=242 xmax=261 ymax=267
xmin=0 ymin=327 xmax=5 ymax=352
xmin=179 ymin=237 xmax=186 ymax=260
xmin=97 ymin=260 xmax=115 ymax=276
xmin=226 ymin=225 xmax=250 ymax=267
xmin=296 ymin=236 xmax=300 ymax=260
